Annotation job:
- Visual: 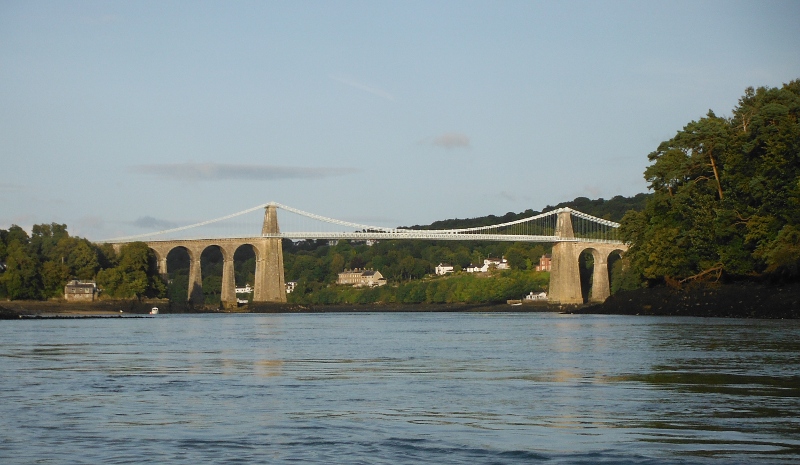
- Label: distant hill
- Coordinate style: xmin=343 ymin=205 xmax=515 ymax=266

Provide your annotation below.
xmin=406 ymin=194 xmax=650 ymax=230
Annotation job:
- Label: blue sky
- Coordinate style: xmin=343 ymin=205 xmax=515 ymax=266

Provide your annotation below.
xmin=1 ymin=1 xmax=799 ymax=240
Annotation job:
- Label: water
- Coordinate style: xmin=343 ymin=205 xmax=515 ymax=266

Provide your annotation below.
xmin=1 ymin=313 xmax=799 ymax=464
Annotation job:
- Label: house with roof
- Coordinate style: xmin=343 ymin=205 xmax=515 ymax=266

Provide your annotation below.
xmin=525 ymin=291 xmax=548 ymax=301
xmin=235 ymin=283 xmax=253 ymax=294
xmin=535 ymin=254 xmax=552 ymax=272
xmin=435 ymin=263 xmax=454 ymax=276
xmin=337 ymin=269 xmax=387 ymax=287
xmin=235 ymin=283 xmax=253 ymax=304
xmin=487 ymin=257 xmax=509 ymax=270
xmin=64 ymin=280 xmax=97 ymax=302
xmin=465 ymin=257 xmax=510 ymax=273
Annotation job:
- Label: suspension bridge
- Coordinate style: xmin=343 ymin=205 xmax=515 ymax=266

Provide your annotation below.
xmin=105 ymin=202 xmax=627 ymax=306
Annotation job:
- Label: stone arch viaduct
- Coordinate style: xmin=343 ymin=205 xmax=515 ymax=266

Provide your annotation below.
xmin=145 ymin=205 xmax=286 ymax=307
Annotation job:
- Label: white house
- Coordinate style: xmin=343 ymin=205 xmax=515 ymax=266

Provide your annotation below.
xmin=465 ymin=257 xmax=510 ymax=273
xmin=235 ymin=283 xmax=253 ymax=294
xmin=486 ymin=257 xmax=509 ymax=270
xmin=525 ymin=291 xmax=548 ymax=301
xmin=465 ymin=263 xmax=482 ymax=273
xmin=286 ymin=281 xmax=297 ymax=294
xmin=235 ymin=283 xmax=253 ymax=304
xmin=435 ymin=263 xmax=454 ymax=276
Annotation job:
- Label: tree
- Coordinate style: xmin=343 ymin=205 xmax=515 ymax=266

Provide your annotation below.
xmin=97 ymin=242 xmax=164 ymax=299
xmin=41 ymin=261 xmax=70 ymax=297
xmin=30 ymin=223 xmax=69 ymax=262
xmin=622 ymin=80 xmax=800 ymax=283
xmin=3 ymin=240 xmax=42 ymax=300
xmin=67 ymin=240 xmax=100 ymax=280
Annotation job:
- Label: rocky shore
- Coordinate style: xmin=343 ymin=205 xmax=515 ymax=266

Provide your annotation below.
xmin=246 ymin=301 xmax=561 ymax=313
xmin=0 ymin=299 xmax=564 ymax=319
xmin=0 ymin=299 xmax=189 ymax=319
xmin=571 ymin=280 xmax=800 ymax=319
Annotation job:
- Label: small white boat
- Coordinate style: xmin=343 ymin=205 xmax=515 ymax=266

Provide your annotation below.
xmin=150 ymin=307 xmax=159 ymax=315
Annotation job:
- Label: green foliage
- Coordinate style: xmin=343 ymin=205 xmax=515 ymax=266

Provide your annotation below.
xmin=200 ymin=247 xmax=223 ymax=304
xmin=67 ymin=240 xmax=100 ymax=280
xmin=2 ymin=238 xmax=42 ymax=300
xmin=41 ymin=261 xmax=71 ymax=298
xmin=622 ymin=80 xmax=800 ymax=283
xmin=609 ymin=256 xmax=643 ymax=294
xmin=0 ymin=223 xmax=136 ymax=300
xmin=96 ymin=242 xmax=165 ymax=299
xmin=167 ymin=273 xmax=189 ymax=302
xmin=288 ymin=270 xmax=550 ymax=305
xmin=760 ymin=225 xmax=800 ymax=278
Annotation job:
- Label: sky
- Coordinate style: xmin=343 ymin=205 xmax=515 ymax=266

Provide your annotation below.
xmin=1 ymin=1 xmax=799 ymax=240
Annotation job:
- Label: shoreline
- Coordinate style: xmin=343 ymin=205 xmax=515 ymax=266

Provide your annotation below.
xmin=0 ymin=299 xmax=571 ymax=319
xmin=3 ymin=280 xmax=798 ymax=319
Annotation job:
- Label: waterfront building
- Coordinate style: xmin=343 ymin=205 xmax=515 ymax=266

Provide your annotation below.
xmin=525 ymin=291 xmax=548 ymax=301
xmin=64 ymin=280 xmax=97 ymax=302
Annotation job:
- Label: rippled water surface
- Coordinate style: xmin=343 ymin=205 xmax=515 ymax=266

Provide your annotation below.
xmin=1 ymin=313 xmax=799 ymax=464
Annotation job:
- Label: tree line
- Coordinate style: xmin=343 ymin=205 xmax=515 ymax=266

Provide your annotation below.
xmin=0 ymin=225 xmax=163 ymax=300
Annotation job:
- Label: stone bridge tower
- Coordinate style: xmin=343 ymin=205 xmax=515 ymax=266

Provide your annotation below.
xmin=253 ymin=204 xmax=286 ymax=303
xmin=548 ymin=210 xmax=627 ymax=305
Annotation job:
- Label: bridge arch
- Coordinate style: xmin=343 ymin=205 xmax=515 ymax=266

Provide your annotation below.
xmin=232 ymin=243 xmax=258 ymax=304
xmin=579 ymin=246 xmax=628 ymax=303
xmin=162 ymin=246 xmax=192 ymax=302
xmin=549 ymin=242 xmax=628 ymax=304
xmin=143 ymin=236 xmax=285 ymax=307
